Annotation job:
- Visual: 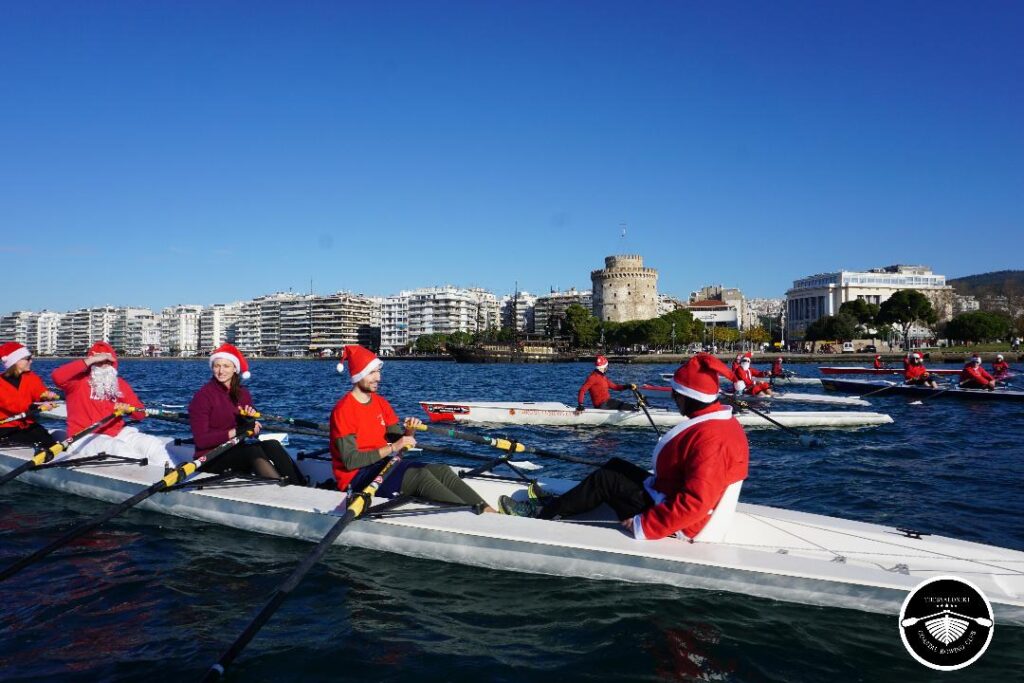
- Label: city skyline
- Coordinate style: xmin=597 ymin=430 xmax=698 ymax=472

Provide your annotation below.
xmin=4 ymin=3 xmax=1022 ymax=312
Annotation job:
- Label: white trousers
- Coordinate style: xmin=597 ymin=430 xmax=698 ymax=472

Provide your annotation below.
xmin=67 ymin=426 xmax=192 ymax=468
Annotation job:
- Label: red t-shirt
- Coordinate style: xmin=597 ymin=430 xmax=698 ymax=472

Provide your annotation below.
xmin=0 ymin=372 xmax=48 ymax=429
xmin=329 ymin=392 xmax=398 ymax=490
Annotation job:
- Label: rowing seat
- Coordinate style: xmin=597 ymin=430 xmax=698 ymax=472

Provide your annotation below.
xmin=691 ymin=480 xmax=743 ymax=543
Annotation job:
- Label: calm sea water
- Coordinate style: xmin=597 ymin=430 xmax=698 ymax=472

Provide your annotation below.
xmin=1 ymin=359 xmax=1022 ymax=682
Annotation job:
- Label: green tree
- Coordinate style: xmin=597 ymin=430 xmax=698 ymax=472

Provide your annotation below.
xmin=877 ymin=289 xmax=938 ymax=350
xmin=944 ymin=311 xmax=1012 ymax=343
xmin=804 ymin=314 xmax=857 ymax=346
xmin=838 ymin=299 xmax=880 ymax=325
xmin=446 ymin=331 xmax=474 ymax=348
xmin=745 ymin=326 xmax=771 ymax=346
xmin=661 ymin=308 xmax=702 ymax=346
xmin=563 ymin=304 xmax=600 ymax=348
xmin=414 ymin=333 xmax=448 ymax=353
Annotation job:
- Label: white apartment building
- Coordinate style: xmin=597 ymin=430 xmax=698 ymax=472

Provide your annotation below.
xmin=405 ymin=287 xmax=500 ymax=342
xmin=786 ymin=264 xmax=954 ymax=340
xmin=34 ymin=311 xmax=63 ymax=355
xmin=160 ymin=305 xmax=203 ymax=356
xmin=690 ymin=285 xmax=747 ymax=330
xmin=500 ymin=292 xmax=537 ymax=333
xmin=235 ymin=293 xmax=299 ymax=357
xmin=533 ymin=288 xmax=592 ymax=337
xmin=55 ymin=306 xmax=119 ymax=356
xmin=278 ymin=293 xmax=376 ymax=357
xmin=199 ymin=303 xmax=243 ymax=352
xmin=111 ymin=307 xmax=160 ymax=356
xmin=0 ymin=311 xmax=37 ymax=347
xmin=379 ymin=294 xmax=409 ymax=355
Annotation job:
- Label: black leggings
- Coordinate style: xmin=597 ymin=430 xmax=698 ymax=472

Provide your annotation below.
xmin=0 ymin=423 xmax=57 ymax=450
xmin=598 ymin=398 xmax=637 ymax=411
xmin=540 ymin=456 xmax=653 ymax=521
xmin=202 ymin=440 xmax=305 ymax=485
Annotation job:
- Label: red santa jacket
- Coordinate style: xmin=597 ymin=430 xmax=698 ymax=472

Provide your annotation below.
xmin=51 ymin=360 xmax=146 ymax=436
xmin=904 ymin=363 xmax=929 ymax=381
xmin=771 ymin=360 xmax=784 ymax=376
xmin=632 ymin=404 xmax=749 ymax=540
xmin=961 ymin=365 xmax=993 ymax=385
xmin=734 ymin=365 xmax=768 ymax=390
xmin=0 ymin=372 xmax=49 ymax=429
xmin=992 ymin=360 xmax=1009 ymax=376
xmin=578 ymin=371 xmax=625 ymax=407
xmin=873 ymin=358 xmax=884 ymax=369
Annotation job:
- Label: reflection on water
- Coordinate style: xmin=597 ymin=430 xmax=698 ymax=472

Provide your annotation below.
xmin=1 ymin=360 xmax=1022 ymax=681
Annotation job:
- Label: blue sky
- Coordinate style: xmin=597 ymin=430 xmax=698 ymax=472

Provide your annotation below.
xmin=3 ymin=1 xmax=1022 ymax=312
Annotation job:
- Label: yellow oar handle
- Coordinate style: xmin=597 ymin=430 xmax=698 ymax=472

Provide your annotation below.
xmin=492 ymin=438 xmax=526 ymax=453
xmin=29 ymin=408 xmax=131 ymax=467
xmin=346 ymin=446 xmax=408 ymax=518
xmin=161 ymin=460 xmax=198 ymax=488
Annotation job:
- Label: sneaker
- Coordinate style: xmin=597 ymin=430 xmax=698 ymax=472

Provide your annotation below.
xmin=498 ymin=494 xmax=542 ymax=518
xmin=527 ymin=481 xmax=555 ymax=504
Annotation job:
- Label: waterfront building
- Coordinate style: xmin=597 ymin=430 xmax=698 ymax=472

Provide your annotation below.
xmin=199 ymin=303 xmax=243 ymax=353
xmin=681 ymin=300 xmax=739 ymax=329
xmin=499 ymin=291 xmax=537 ymax=333
xmin=0 ymin=311 xmax=38 ymax=348
xmin=690 ymin=285 xmax=747 ymax=329
xmin=590 ymin=254 xmax=659 ymax=323
xmin=379 ymin=294 xmax=409 ymax=355
xmin=160 ymin=305 xmax=203 ymax=356
xmin=405 ymin=286 xmax=500 ymax=342
xmin=234 ymin=293 xmax=297 ymax=357
xmin=534 ymin=288 xmax=592 ymax=338
xmin=785 ymin=264 xmax=954 ymax=340
xmin=278 ymin=293 xmax=376 ymax=356
xmin=34 ymin=311 xmax=63 ymax=355
xmin=657 ymin=294 xmax=684 ymax=316
xmin=111 ymin=307 xmax=160 ymax=356
xmin=55 ymin=306 xmax=119 ymax=356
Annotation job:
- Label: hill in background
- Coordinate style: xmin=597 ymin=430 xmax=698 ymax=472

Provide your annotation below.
xmin=949 ymin=270 xmax=1024 ymax=298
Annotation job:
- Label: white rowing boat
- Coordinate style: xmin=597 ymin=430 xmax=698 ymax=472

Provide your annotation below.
xmin=420 ymin=401 xmax=893 ymax=429
xmin=2 ymin=442 xmax=1021 ymax=624
xmin=644 ymin=385 xmax=868 ymax=407
xmin=660 ymin=373 xmax=822 ymax=387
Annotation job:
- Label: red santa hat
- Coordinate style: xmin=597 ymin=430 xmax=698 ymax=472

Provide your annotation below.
xmin=996 ymin=354 xmax=1004 ymax=361
xmin=595 ymin=355 xmax=609 ymax=370
xmin=87 ymin=341 xmax=119 ymax=368
xmin=210 ymin=343 xmax=250 ymax=380
xmin=910 ymin=352 xmax=921 ymax=360
xmin=672 ymin=353 xmax=742 ymax=402
xmin=337 ymin=345 xmax=383 ymax=382
xmin=1 ymin=342 xmax=31 ymax=371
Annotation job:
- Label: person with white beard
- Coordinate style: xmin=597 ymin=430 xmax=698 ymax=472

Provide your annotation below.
xmin=50 ymin=342 xmax=174 ymax=464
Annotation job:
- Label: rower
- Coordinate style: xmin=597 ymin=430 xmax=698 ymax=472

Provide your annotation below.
xmin=731 ymin=353 xmax=744 ymax=376
xmin=992 ymin=354 xmax=1010 ymax=380
xmin=872 ymin=355 xmax=885 ymax=370
xmin=51 ymin=342 xmax=172 ymax=463
xmin=500 ymin=353 xmax=750 ymax=545
xmin=576 ymin=355 xmax=637 ymax=413
xmin=0 ymin=342 xmax=59 ymax=449
xmin=735 ymin=352 xmax=772 ymax=396
xmin=903 ymin=352 xmax=938 ymax=388
xmin=331 ymin=345 xmax=497 ymax=512
xmin=961 ymin=356 xmax=996 ymax=390
xmin=770 ymin=356 xmax=786 ymax=378
xmin=189 ymin=343 xmax=305 ymax=485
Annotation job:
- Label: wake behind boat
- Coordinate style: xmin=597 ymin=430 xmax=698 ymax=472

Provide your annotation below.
xmin=2 ymin=441 xmax=1022 ymax=625
xmin=821 ymin=378 xmax=1024 ymax=402
xmin=421 ymin=401 xmax=893 ymax=429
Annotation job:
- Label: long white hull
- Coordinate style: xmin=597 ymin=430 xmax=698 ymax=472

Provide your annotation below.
xmin=1 ymin=445 xmax=1021 ymax=624
xmin=421 ymin=401 xmax=893 ymax=429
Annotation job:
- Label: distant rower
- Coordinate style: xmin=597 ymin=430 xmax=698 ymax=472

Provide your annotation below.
xmin=735 ymin=352 xmax=772 ymax=396
xmin=873 ymin=355 xmax=885 ymax=370
xmin=770 ymin=356 xmax=786 ymax=377
xmin=577 ymin=356 xmax=637 ymax=412
xmin=992 ymin=354 xmax=1010 ymax=379
xmin=903 ymin=352 xmax=938 ymax=388
xmin=961 ymin=356 xmax=996 ymax=390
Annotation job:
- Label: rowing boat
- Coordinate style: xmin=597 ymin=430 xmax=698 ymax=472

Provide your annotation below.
xmin=660 ymin=373 xmax=822 ymax=386
xmin=420 ymin=401 xmax=893 ymax=429
xmin=821 ymin=378 xmax=1024 ymax=402
xmin=643 ymin=385 xmax=868 ymax=407
xmin=2 ymin=442 xmax=1021 ymax=624
xmin=819 ymin=366 xmax=961 ymax=376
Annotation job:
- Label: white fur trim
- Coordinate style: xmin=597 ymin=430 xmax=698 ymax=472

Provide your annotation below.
xmin=670 ymin=379 xmax=719 ymax=403
xmin=210 ymin=351 xmax=241 ymax=374
xmin=349 ymin=358 xmax=383 ymax=383
xmin=631 ymin=514 xmax=646 ymax=540
xmin=336 ymin=362 xmax=345 ymax=374
xmin=733 ymin=380 xmax=746 ymax=393
xmin=2 ymin=345 xmax=30 ymax=370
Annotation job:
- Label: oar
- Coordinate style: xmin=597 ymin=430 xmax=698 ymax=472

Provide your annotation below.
xmin=909 ymin=380 xmax=967 ymax=405
xmin=202 ymin=449 xmax=410 ymax=681
xmin=258 ymin=413 xmax=329 ymax=432
xmin=0 ymin=402 xmax=63 ymax=427
xmin=630 ymin=385 xmax=662 ymax=436
xmin=0 ymin=428 xmax=255 ymax=583
xmin=0 ymin=409 xmax=128 ymax=487
xmin=722 ymin=396 xmax=822 ymax=448
xmin=146 ymin=409 xmax=330 ymax=439
xmin=419 ymin=424 xmax=602 ymax=466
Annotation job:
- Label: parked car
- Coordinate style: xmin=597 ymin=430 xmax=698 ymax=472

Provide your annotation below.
xmin=841 ymin=342 xmax=855 ymax=353
xmin=860 ymin=344 xmax=877 ymax=353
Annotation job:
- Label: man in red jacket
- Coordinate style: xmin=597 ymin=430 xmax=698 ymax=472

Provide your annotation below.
xmin=576 ymin=355 xmax=637 ymax=412
xmin=903 ymin=352 xmax=938 ymax=388
xmin=960 ymin=356 xmax=996 ymax=390
xmin=51 ymin=341 xmax=172 ymax=464
xmin=735 ymin=352 xmax=772 ymax=396
xmin=502 ymin=353 xmax=750 ymax=543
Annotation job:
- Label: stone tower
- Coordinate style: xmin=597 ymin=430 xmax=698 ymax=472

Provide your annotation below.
xmin=590 ymin=254 xmax=659 ymax=322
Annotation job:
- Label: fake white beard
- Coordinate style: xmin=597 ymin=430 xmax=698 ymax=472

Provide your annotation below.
xmin=89 ymin=364 xmax=123 ymax=401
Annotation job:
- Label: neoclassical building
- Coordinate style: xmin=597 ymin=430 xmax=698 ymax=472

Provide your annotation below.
xmin=590 ymin=254 xmax=659 ymax=322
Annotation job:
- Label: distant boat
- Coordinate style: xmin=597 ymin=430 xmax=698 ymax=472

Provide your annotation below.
xmin=447 ymin=340 xmax=578 ymax=364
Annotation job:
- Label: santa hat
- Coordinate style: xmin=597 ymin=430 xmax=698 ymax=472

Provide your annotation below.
xmin=996 ymin=354 xmax=1004 ymax=361
xmin=87 ymin=341 xmax=119 ymax=368
xmin=595 ymin=355 xmax=609 ymax=370
xmin=968 ymin=355 xmax=981 ymax=365
xmin=337 ymin=345 xmax=383 ymax=382
xmin=910 ymin=352 xmax=921 ymax=360
xmin=875 ymin=355 xmax=881 ymax=359
xmin=672 ymin=353 xmax=742 ymax=402
xmin=210 ymin=343 xmax=250 ymax=380
xmin=1 ymin=342 xmax=31 ymax=371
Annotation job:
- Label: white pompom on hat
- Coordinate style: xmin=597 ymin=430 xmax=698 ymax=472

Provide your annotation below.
xmin=210 ymin=343 xmax=250 ymax=380
xmin=0 ymin=342 xmax=31 ymax=371
xmin=595 ymin=355 xmax=609 ymax=369
xmin=337 ymin=345 xmax=383 ymax=383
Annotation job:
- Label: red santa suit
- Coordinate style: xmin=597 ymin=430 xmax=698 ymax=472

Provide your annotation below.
xmin=735 ymin=355 xmax=770 ymax=395
xmin=992 ymin=359 xmax=1010 ymax=378
xmin=960 ymin=363 xmax=994 ymax=388
xmin=632 ymin=354 xmax=749 ymax=540
xmin=873 ymin=356 xmax=884 ymax=369
xmin=904 ymin=363 xmax=930 ymax=383
xmin=0 ymin=371 xmax=48 ymax=429
xmin=771 ymin=358 xmax=784 ymax=376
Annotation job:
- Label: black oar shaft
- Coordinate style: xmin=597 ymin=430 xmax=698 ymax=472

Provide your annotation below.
xmin=421 ymin=424 xmax=600 ymax=466
xmin=203 ymin=452 xmax=406 ymax=681
xmin=631 ymin=386 xmax=662 ymax=436
xmin=0 ymin=411 xmax=124 ymax=488
xmin=0 ymin=431 xmax=247 ymax=583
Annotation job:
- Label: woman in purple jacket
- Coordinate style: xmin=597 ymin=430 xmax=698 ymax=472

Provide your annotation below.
xmin=188 ymin=344 xmax=304 ymax=485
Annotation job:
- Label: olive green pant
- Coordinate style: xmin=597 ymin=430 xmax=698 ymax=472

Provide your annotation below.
xmin=400 ymin=463 xmax=487 ymax=506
